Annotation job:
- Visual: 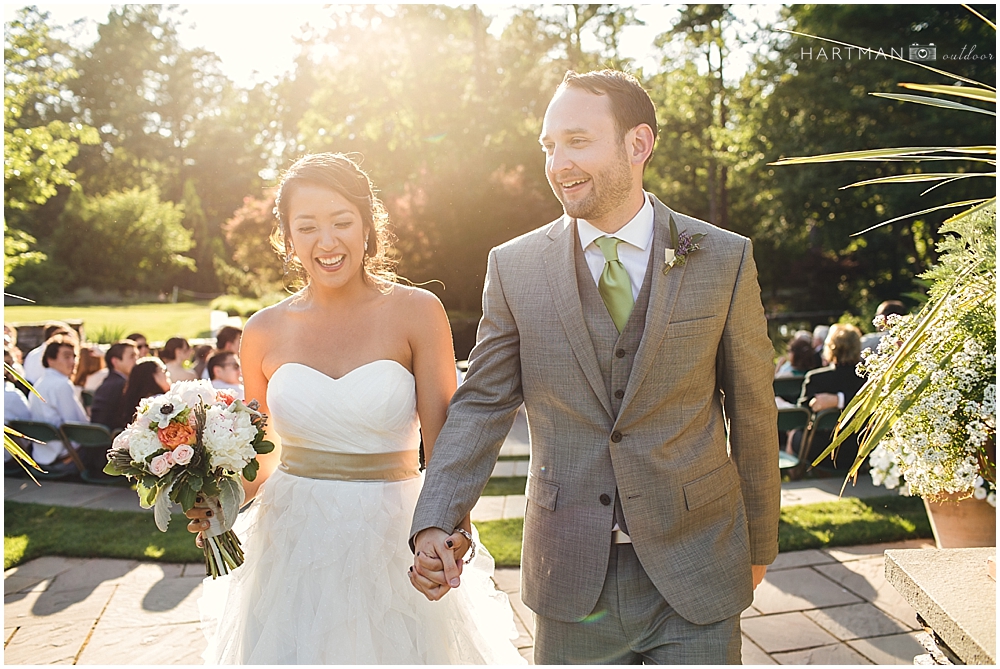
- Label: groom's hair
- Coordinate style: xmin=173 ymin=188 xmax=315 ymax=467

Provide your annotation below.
xmin=559 ymin=69 xmax=658 ymax=167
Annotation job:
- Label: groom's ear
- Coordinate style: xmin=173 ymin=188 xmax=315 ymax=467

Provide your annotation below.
xmin=628 ymin=124 xmax=655 ymax=169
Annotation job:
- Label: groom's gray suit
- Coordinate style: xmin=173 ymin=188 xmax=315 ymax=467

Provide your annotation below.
xmin=411 ymin=194 xmax=779 ymax=631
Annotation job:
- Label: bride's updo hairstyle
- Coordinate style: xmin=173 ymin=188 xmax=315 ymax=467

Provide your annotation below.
xmin=271 ymin=152 xmax=397 ymax=290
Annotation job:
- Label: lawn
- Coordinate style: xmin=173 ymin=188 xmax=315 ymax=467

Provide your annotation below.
xmin=5 ymin=302 xmax=225 ymax=342
xmin=4 ymin=495 xmax=932 ymax=570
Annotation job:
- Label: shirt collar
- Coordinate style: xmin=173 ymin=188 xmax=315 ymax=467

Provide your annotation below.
xmin=576 ymin=192 xmax=654 ymax=252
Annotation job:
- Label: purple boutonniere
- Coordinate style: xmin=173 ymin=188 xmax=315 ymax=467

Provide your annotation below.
xmin=663 ymin=215 xmax=707 ymax=275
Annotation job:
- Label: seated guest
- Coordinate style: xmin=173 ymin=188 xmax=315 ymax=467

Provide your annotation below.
xmin=4 ymin=325 xmax=29 ymax=396
xmin=116 ymin=357 xmax=172 ymax=426
xmin=192 ymin=344 xmax=213 ymax=381
xmin=90 ymin=339 xmax=138 ymax=432
xmin=27 ymin=335 xmax=88 ymax=465
xmin=23 ymin=322 xmax=76 ymax=384
xmin=125 ymin=332 xmax=150 ymax=358
xmin=4 ymin=348 xmax=32 ymax=466
xmin=71 ymin=346 xmax=106 ymax=411
xmin=201 ymin=325 xmax=243 ymax=379
xmin=776 ymin=330 xmax=822 ymax=377
xmin=207 ymin=351 xmax=244 ymax=400
xmin=797 ymin=323 xmax=866 ymax=471
xmin=811 ymin=324 xmax=830 ymax=366
xmin=860 ymin=300 xmax=908 ymax=354
xmin=159 ymin=337 xmax=197 ymax=382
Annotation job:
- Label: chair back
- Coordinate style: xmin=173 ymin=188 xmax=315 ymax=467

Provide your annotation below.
xmin=81 ymin=390 xmax=95 ymax=409
xmin=810 ymin=407 xmax=842 ymax=432
xmin=7 ymin=420 xmax=63 ymax=444
xmin=61 ymin=422 xmax=114 ymax=448
xmin=776 ymin=407 xmax=810 ymax=432
xmin=773 ymin=376 xmax=804 ymax=403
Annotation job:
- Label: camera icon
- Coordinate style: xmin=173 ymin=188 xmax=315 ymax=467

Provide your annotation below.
xmin=909 ymin=44 xmax=937 ymax=61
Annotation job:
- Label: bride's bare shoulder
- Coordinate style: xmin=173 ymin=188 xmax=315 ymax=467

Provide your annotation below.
xmin=384 ymin=284 xmax=447 ymax=321
xmin=244 ymin=292 xmax=303 ymax=337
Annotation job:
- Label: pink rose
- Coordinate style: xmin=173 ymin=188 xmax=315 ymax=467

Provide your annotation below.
xmin=172 ymin=444 xmax=194 ymax=466
xmin=149 ymin=453 xmax=172 ymax=477
xmin=157 ymin=421 xmax=197 ymax=451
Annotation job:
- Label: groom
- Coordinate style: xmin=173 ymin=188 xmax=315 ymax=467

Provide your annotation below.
xmin=411 ymin=69 xmax=780 ymax=664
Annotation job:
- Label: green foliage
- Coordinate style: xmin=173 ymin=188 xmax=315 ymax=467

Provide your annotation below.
xmin=217 ymin=194 xmax=284 ymax=298
xmin=476 ymin=518 xmax=524 ymax=568
xmin=482 ymin=476 xmax=527 ymax=497
xmin=45 ymin=187 xmax=194 ymax=295
xmin=209 ymin=294 xmax=285 ymax=318
xmin=4 ymin=502 xmax=202 ymax=569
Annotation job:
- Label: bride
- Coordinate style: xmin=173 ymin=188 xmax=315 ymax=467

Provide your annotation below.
xmin=187 ymin=153 xmax=525 ymax=664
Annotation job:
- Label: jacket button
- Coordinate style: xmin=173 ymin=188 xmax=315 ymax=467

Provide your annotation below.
xmin=615 ymin=348 xmax=626 ymax=358
xmin=611 ymin=431 xmax=622 ymax=443
xmin=599 ymin=493 xmax=611 ymax=506
xmin=614 ymin=389 xmax=624 ymax=399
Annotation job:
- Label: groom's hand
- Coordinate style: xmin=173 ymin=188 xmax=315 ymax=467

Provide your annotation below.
xmin=752 ymin=564 xmax=768 ymax=590
xmin=411 ymin=528 xmax=464 ymax=600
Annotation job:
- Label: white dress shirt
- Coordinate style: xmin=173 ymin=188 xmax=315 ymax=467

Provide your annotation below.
xmin=576 ymin=193 xmax=655 ymax=301
xmin=211 ymin=379 xmax=245 ymax=401
xmin=4 ymin=381 xmax=32 ymax=463
xmin=22 ymin=345 xmax=46 ymax=385
xmin=28 ymin=367 xmax=88 ymax=464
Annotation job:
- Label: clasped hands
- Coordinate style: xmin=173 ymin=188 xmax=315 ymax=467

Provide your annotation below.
xmin=409 ymin=527 xmax=472 ymax=601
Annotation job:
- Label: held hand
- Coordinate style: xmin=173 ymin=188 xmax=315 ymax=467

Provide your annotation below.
xmin=809 ymin=393 xmax=839 ymax=412
xmin=410 ymin=528 xmax=463 ymax=601
xmin=752 ymin=564 xmax=767 ymax=590
xmin=184 ymin=495 xmax=214 ymax=549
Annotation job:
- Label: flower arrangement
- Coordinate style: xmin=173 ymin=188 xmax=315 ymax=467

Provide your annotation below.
xmin=104 ymin=380 xmax=274 ymax=577
xmin=828 ymin=205 xmax=995 ymax=504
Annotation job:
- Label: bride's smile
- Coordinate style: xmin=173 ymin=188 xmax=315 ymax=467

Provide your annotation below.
xmin=287 ymin=184 xmax=368 ymax=288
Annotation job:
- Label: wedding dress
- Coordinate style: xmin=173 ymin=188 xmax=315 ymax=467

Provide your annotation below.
xmin=199 ymin=360 xmax=525 ymax=664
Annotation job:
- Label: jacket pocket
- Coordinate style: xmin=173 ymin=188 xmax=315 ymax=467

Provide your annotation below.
xmin=683 ymin=460 xmax=740 ymax=511
xmin=665 ymin=315 xmax=718 ymax=339
xmin=526 ymin=473 xmax=559 ymax=511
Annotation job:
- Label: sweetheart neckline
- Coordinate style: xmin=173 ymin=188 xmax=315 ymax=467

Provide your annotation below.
xmin=272 ymin=359 xmax=413 ymax=383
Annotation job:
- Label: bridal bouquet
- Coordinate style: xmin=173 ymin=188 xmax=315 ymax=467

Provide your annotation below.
xmin=104 ymin=380 xmax=274 ymax=577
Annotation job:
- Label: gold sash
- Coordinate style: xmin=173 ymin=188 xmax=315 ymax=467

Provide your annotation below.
xmin=279 ymin=444 xmax=420 ymax=482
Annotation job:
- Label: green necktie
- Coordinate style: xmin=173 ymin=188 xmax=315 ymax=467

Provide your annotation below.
xmin=593 ymin=236 xmax=634 ymax=333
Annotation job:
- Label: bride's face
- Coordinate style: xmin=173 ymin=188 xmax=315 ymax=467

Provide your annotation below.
xmin=287 ymin=184 xmax=369 ymax=290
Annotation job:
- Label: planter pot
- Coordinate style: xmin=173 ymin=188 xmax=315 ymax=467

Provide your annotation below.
xmin=923 ymin=493 xmax=996 ymax=549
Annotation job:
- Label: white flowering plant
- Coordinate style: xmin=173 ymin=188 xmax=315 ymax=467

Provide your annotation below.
xmin=823 ymin=206 xmax=996 ymax=505
xmin=104 ymin=380 xmax=274 ymax=577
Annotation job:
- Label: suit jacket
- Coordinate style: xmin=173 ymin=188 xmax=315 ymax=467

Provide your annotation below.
xmin=410 ymin=195 xmax=780 ymax=625
xmin=89 ymin=370 xmax=127 ymax=431
xmin=797 ymin=363 xmax=866 ymax=408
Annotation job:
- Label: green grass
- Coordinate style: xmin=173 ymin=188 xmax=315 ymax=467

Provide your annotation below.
xmin=4 ymin=302 xmax=230 ymax=342
xmin=475 ymin=494 xmax=932 ymax=568
xmin=4 ymin=502 xmax=202 ymax=569
xmin=482 ymin=476 xmax=526 ymax=497
xmin=4 ymin=495 xmax=932 ymax=571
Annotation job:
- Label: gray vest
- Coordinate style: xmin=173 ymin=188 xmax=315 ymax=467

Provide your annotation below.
xmin=574 ymin=230 xmax=655 ymax=533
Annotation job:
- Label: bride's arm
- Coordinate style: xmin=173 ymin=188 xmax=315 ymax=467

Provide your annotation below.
xmin=408 ymin=291 xmax=470 ymax=537
xmin=238 ymin=311 xmax=281 ymax=502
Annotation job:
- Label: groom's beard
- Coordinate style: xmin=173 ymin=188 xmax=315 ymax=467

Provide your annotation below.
xmin=551 ymin=147 xmax=632 ymax=222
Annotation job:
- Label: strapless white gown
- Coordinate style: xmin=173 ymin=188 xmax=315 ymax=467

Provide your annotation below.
xmin=198 ymin=361 xmax=525 ymax=664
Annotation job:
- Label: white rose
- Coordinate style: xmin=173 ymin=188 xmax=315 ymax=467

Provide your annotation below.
xmin=122 ymin=425 xmax=162 ymax=463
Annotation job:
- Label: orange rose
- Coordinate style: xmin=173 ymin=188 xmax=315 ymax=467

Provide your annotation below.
xmin=157 ymin=421 xmax=197 ymax=451
xmin=216 ymin=390 xmax=237 ymax=406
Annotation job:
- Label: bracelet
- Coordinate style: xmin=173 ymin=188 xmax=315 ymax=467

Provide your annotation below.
xmin=454 ymin=527 xmax=476 ymax=564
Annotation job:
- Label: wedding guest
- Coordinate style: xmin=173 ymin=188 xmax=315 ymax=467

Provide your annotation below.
xmin=207 ymin=351 xmax=244 ymax=400
xmin=23 ymin=322 xmax=76 ymax=384
xmin=27 ymin=335 xmax=88 ymax=464
xmin=71 ymin=346 xmax=106 ymax=410
xmin=3 ymin=348 xmax=32 ymax=466
xmin=860 ymin=300 xmax=908 ymax=353
xmin=4 ymin=325 xmax=29 ymax=396
xmin=775 ymin=331 xmax=822 ymax=377
xmin=159 ymin=336 xmax=197 ymax=382
xmin=116 ymin=357 xmax=172 ymax=426
xmin=811 ymin=324 xmax=830 ymax=366
xmin=200 ymin=325 xmax=243 ymax=379
xmin=90 ymin=339 xmax=139 ymax=432
xmin=125 ymin=332 xmax=150 ymax=358
xmin=192 ymin=344 xmax=214 ymax=381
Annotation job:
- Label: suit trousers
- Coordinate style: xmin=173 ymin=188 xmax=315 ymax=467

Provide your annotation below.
xmin=533 ymin=544 xmax=742 ymax=665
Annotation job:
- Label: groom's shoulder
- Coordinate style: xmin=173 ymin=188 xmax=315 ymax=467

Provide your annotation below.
xmin=492 ymin=216 xmax=567 ymax=258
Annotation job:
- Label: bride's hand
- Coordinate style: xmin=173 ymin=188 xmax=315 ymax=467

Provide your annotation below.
xmin=185 ymin=495 xmax=214 ymax=548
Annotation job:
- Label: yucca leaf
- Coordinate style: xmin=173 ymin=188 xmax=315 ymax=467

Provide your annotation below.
xmin=851 ymin=199 xmax=990 ymax=235
xmin=871 ymin=92 xmax=995 ymax=116
xmin=771 ymin=146 xmax=996 ymax=166
xmin=899 ymin=83 xmax=996 ymax=103
xmin=943 ymin=197 xmax=997 ymax=224
xmin=842 ymin=172 xmax=994 ymax=189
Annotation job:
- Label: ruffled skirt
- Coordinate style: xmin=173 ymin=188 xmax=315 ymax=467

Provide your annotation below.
xmin=198 ymin=469 xmax=525 ymax=664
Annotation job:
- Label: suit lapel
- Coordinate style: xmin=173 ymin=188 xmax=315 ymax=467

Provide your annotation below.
xmin=620 ymin=198 xmax=686 ymax=413
xmin=544 ymin=217 xmax=614 ymax=419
